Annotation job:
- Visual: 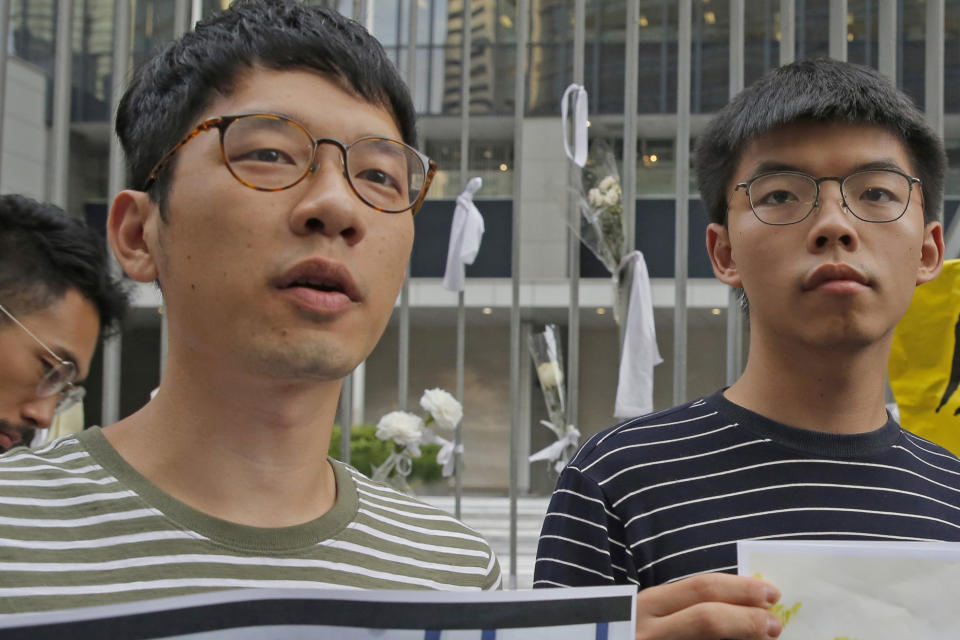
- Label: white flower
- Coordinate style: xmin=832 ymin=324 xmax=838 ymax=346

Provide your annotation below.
xmin=587 ymin=187 xmax=603 ymax=208
xmin=598 ymin=175 xmax=618 ymax=192
xmin=419 ymin=388 xmax=463 ymax=430
xmin=603 ymin=188 xmax=620 ymax=207
xmin=375 ymin=411 xmax=424 ymax=448
xmin=536 ymin=361 xmax=564 ymax=389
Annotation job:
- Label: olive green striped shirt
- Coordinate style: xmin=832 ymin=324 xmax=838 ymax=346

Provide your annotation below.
xmin=0 ymin=428 xmax=501 ymax=614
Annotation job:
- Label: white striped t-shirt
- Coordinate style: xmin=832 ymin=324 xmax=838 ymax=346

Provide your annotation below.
xmin=0 ymin=427 xmax=501 ymax=614
xmin=534 ymin=390 xmax=960 ymax=589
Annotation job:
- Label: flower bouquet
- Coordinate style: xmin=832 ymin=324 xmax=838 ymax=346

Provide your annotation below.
xmin=528 ymin=324 xmax=580 ymax=474
xmin=574 ymin=140 xmax=643 ymax=328
xmin=371 ymin=388 xmax=464 ymax=493
xmin=570 ymin=139 xmax=662 ymax=419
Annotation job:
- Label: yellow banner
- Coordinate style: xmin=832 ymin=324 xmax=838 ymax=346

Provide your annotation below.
xmin=890 ymin=259 xmax=960 ymax=454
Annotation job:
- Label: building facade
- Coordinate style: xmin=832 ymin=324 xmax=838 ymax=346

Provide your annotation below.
xmin=3 ymin=0 xmax=959 ymax=494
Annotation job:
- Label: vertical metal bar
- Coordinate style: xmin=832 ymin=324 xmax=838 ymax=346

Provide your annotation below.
xmin=407 ymin=0 xmax=419 ymax=105
xmin=398 ymin=0 xmax=419 ymax=411
xmin=509 ymin=0 xmax=529 ymax=591
xmin=623 ymin=0 xmax=638 ymax=254
xmin=925 ymin=0 xmax=944 ymax=140
xmin=352 ymin=361 xmax=365 ymax=425
xmin=102 ymin=0 xmax=129 ymax=427
xmin=691 ymin=0 xmax=701 ymax=112
xmin=567 ymin=0 xmax=584 ymax=442
xmin=173 ymin=0 xmax=190 ymax=36
xmin=398 ymin=290 xmax=410 ymax=410
xmin=864 ymin=0 xmax=872 ymax=67
xmin=763 ymin=0 xmax=772 ymax=70
xmin=727 ymin=0 xmax=745 ymax=386
xmin=796 ymin=0 xmax=805 ymax=59
xmin=50 ymin=0 xmax=73 ymax=208
xmin=659 ymin=0 xmax=667 ymax=112
xmin=729 ymin=0 xmax=745 ymax=118
xmin=0 ymin=0 xmax=9 ymax=181
xmin=780 ymin=0 xmax=795 ymax=65
xmin=455 ymin=0 xmax=473 ymax=521
xmin=673 ymin=0 xmax=690 ymax=405
xmin=878 ymin=0 xmax=896 ymax=82
xmin=455 ymin=292 xmax=465 ymax=518
xmin=190 ymin=0 xmax=201 ymax=27
xmin=829 ymin=0 xmax=848 ymax=61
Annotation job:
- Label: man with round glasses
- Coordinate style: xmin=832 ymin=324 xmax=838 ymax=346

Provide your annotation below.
xmin=0 ymin=195 xmax=127 ymax=453
xmin=0 ymin=0 xmax=497 ymax=614
xmin=536 ymin=58 xmax=960 ymax=639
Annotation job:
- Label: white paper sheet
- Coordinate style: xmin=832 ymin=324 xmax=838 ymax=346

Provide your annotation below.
xmin=738 ymin=539 xmax=960 ymax=639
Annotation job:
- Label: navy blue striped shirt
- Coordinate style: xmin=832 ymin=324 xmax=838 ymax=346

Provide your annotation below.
xmin=534 ymin=391 xmax=960 ymax=589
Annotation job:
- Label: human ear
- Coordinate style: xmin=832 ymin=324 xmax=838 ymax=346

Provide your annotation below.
xmin=706 ymin=222 xmax=742 ymax=288
xmin=107 ymin=190 xmax=160 ymax=283
xmin=916 ymin=220 xmax=945 ymax=286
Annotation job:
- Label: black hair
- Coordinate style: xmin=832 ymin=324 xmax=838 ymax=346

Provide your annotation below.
xmin=116 ymin=0 xmax=416 ymax=210
xmin=0 ymin=194 xmax=129 ymax=336
xmin=696 ymin=58 xmax=945 ymax=225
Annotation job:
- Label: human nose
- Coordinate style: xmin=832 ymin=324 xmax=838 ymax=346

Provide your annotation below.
xmin=288 ymin=145 xmax=368 ymax=245
xmin=20 ymin=395 xmax=57 ymax=430
xmin=805 ymin=180 xmax=859 ymax=252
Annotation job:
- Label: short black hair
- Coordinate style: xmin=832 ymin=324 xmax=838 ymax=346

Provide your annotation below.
xmin=0 ymin=194 xmax=129 ymax=336
xmin=116 ymin=0 xmax=416 ymax=209
xmin=696 ymin=58 xmax=945 ymax=226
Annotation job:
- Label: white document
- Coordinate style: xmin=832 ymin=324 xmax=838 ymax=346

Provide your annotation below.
xmin=0 ymin=585 xmax=637 ymax=640
xmin=738 ymin=539 xmax=960 ymax=639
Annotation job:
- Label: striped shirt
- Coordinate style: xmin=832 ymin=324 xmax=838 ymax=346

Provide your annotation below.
xmin=534 ymin=390 xmax=960 ymax=589
xmin=0 ymin=427 xmax=501 ymax=614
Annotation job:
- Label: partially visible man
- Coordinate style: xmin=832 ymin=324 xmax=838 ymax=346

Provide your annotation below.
xmin=0 ymin=194 xmax=127 ymax=452
xmin=0 ymin=0 xmax=500 ymax=614
xmin=535 ymin=58 xmax=957 ymax=640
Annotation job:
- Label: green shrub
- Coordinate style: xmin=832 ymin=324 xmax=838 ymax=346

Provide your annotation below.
xmin=329 ymin=424 xmax=444 ymax=486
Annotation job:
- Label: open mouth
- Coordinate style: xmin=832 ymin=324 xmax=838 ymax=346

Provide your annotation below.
xmin=275 ymin=259 xmax=362 ymax=303
xmin=287 ymin=278 xmax=345 ymax=294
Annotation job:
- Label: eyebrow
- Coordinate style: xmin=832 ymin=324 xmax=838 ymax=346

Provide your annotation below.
xmin=238 ymin=110 xmax=396 ymax=142
xmin=746 ymin=158 xmax=909 ymax=180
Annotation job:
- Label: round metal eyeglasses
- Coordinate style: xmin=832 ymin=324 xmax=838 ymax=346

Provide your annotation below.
xmin=734 ymin=168 xmax=921 ymax=226
xmin=143 ymin=113 xmax=438 ymax=214
xmin=0 ymin=302 xmax=85 ymax=415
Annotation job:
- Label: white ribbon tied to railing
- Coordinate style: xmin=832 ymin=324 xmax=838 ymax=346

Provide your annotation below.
xmin=431 ymin=434 xmax=465 ymax=478
xmin=614 ymin=250 xmax=663 ymax=419
xmin=443 ymin=176 xmax=485 ymax=292
xmin=561 ymin=83 xmax=588 ymax=168
xmin=528 ymin=421 xmax=581 ymax=474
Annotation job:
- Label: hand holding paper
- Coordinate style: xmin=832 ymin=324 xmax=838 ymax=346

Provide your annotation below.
xmin=634 ymin=573 xmax=782 ymax=640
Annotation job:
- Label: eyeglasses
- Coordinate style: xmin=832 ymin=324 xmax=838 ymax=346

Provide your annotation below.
xmin=143 ymin=113 xmax=438 ymax=215
xmin=735 ymin=168 xmax=921 ymax=226
xmin=0 ymin=302 xmax=85 ymax=415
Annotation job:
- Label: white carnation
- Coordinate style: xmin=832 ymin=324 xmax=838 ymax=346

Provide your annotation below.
xmin=603 ymin=188 xmax=620 ymax=207
xmin=375 ymin=411 xmax=424 ymax=448
xmin=587 ymin=187 xmax=603 ymax=208
xmin=536 ymin=361 xmax=564 ymax=389
xmin=598 ymin=175 xmax=618 ymax=192
xmin=419 ymin=388 xmax=463 ymax=430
